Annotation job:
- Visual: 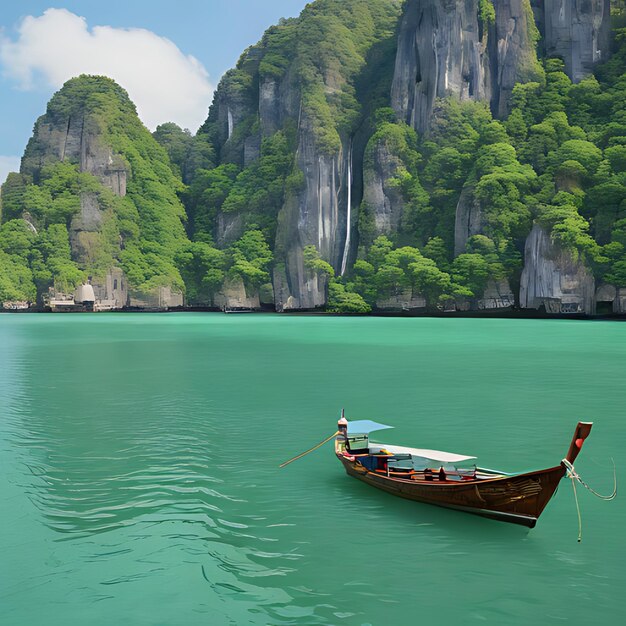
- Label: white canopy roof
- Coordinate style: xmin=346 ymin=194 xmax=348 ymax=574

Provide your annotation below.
xmin=369 ymin=443 xmax=476 ymax=464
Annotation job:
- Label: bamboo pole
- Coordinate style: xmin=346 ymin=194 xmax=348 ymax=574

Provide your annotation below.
xmin=279 ymin=431 xmax=340 ymax=468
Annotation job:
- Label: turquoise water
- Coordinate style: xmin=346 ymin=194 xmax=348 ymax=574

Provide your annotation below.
xmin=0 ymin=314 xmax=624 ymax=625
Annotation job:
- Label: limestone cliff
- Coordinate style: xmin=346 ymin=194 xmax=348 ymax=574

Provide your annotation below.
xmin=203 ymin=56 xmax=355 ymax=310
xmin=391 ymin=0 xmax=541 ymax=132
xmin=196 ymin=1 xmax=403 ymax=310
xmin=454 ymin=185 xmax=483 ymax=256
xmin=454 ymin=181 xmax=517 ymax=309
xmin=391 ymin=0 xmax=489 ymax=132
xmin=22 ymin=114 xmax=128 ymax=195
xmin=192 ymin=0 xmax=616 ymax=314
xmin=391 ymin=0 xmax=610 ymax=132
xmin=214 ymin=277 xmax=261 ymax=311
xmin=520 ymin=224 xmax=596 ymax=314
xmin=275 ymin=118 xmax=348 ymax=309
xmin=361 ymin=134 xmax=408 ymax=239
xmin=4 ymin=0 xmax=620 ymax=314
xmin=21 ymin=96 xmax=128 ymax=268
xmin=18 ymin=76 xmax=188 ymax=308
xmin=535 ymin=0 xmax=611 ymax=82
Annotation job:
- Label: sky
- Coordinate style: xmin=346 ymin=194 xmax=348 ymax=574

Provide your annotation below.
xmin=0 ymin=0 xmax=307 ymax=184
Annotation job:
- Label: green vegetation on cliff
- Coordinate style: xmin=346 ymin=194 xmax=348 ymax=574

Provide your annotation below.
xmin=187 ymin=0 xmax=402 ymax=246
xmin=256 ymin=0 xmax=403 ymax=152
xmin=348 ymin=31 xmax=626 ymax=306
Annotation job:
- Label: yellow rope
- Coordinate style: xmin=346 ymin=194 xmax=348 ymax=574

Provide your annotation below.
xmin=279 ymin=431 xmax=340 ymax=468
xmin=571 ymin=474 xmax=583 ymax=543
xmin=563 ymin=458 xmax=617 ymax=500
xmin=577 ymin=458 xmax=617 ymax=501
xmin=563 ymin=457 xmax=617 ymax=543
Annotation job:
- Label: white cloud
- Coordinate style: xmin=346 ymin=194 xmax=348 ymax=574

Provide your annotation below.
xmin=0 ymin=8 xmax=213 ymax=131
xmin=0 ymin=156 xmax=21 ymax=186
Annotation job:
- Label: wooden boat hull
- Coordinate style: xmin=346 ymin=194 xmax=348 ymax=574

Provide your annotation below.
xmin=336 ymin=451 xmax=566 ymax=527
xmin=332 ymin=421 xmax=592 ymax=527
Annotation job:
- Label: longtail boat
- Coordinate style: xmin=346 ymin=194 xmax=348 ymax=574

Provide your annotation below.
xmin=334 ymin=415 xmax=593 ymax=528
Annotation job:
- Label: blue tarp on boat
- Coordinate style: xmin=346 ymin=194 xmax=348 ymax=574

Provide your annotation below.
xmin=346 ymin=420 xmax=394 ymax=435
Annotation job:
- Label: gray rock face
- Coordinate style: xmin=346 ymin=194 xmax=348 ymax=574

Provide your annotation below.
xmin=213 ymin=60 xmax=301 ymax=167
xmin=391 ymin=0 xmax=540 ymax=131
xmin=216 ymin=212 xmax=245 ymax=247
xmin=614 ymin=288 xmax=626 ymax=314
xmin=390 ymin=0 xmax=611 ymax=129
xmin=376 ymin=290 xmax=426 ymax=311
xmin=391 ymin=0 xmax=489 ymax=132
xmin=454 ymin=185 xmax=484 ymax=256
xmin=69 ymin=193 xmax=105 ymax=264
xmin=520 ymin=224 xmax=595 ymax=314
xmin=362 ymin=136 xmax=406 ymax=237
xmin=273 ymin=260 xmax=328 ymax=312
xmin=243 ymin=135 xmax=261 ymax=166
xmin=211 ymin=68 xmax=259 ymax=166
xmin=490 ymin=0 xmax=542 ymax=117
xmin=23 ymin=115 xmax=127 ymax=197
xmin=294 ymin=137 xmax=341 ymax=263
xmin=595 ymin=284 xmax=626 ymax=314
xmin=214 ymin=277 xmax=261 ymax=310
xmin=595 ymin=282 xmax=615 ymax=302
xmin=273 ymin=119 xmax=351 ymax=309
xmin=479 ymin=279 xmax=515 ymax=309
xmin=22 ymin=107 xmax=129 ymax=267
xmin=259 ymin=78 xmax=282 ymax=136
xmin=209 ymin=53 xmax=345 ymax=309
xmin=129 ymin=286 xmax=183 ymax=310
xmin=204 ymin=0 xmax=612 ymax=313
xmin=540 ymin=0 xmax=611 ymax=82
xmin=75 ymin=193 xmax=103 ymax=232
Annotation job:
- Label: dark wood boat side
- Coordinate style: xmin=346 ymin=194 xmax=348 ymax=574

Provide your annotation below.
xmin=335 ymin=421 xmax=593 ymax=528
